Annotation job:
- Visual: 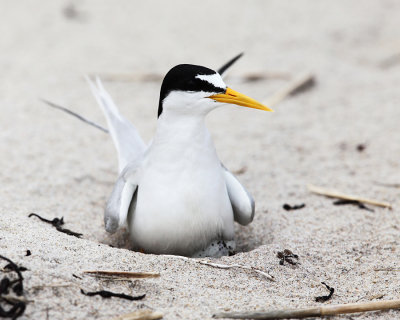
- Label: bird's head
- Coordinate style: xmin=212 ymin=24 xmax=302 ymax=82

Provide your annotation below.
xmin=158 ymin=64 xmax=272 ymax=118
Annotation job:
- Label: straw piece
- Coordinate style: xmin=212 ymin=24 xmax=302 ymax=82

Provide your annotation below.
xmin=307 ymin=184 xmax=392 ymax=209
xmin=374 ymin=268 xmax=400 ymax=272
xmin=374 ymin=182 xmax=400 ymax=189
xmin=83 ymin=270 xmax=160 ymax=279
xmin=264 ymin=73 xmax=315 ymax=107
xmin=213 ymin=299 xmax=400 ymax=319
xmin=198 ymin=261 xmax=274 ymax=281
xmin=164 ymin=255 xmax=274 ymax=281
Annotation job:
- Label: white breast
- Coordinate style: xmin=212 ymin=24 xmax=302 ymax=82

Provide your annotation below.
xmin=128 ymin=115 xmax=234 ymax=256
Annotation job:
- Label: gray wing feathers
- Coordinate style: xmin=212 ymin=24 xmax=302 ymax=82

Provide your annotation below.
xmin=223 ymin=167 xmax=255 ymax=226
xmin=104 ymin=177 xmax=135 ymax=233
xmin=87 ymin=77 xmax=147 ymax=173
xmin=104 ymin=162 xmax=140 ymax=233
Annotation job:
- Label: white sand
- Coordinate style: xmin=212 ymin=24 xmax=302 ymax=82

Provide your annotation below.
xmin=1 ymin=1 xmax=400 ymax=319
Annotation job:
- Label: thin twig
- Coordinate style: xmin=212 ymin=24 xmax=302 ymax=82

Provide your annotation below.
xmin=111 ymin=309 xmax=163 ymax=320
xmin=31 ymin=283 xmax=75 ymax=289
xmin=213 ymin=299 xmax=400 ymax=319
xmin=264 ymin=73 xmax=315 ymax=107
xmin=374 ymin=268 xmax=400 ymax=272
xmin=199 ymin=261 xmax=274 ymax=281
xmin=374 ymin=181 xmax=400 ymax=189
xmin=307 ymin=184 xmax=392 ymax=209
xmin=83 ymin=270 xmax=160 ymax=279
xmin=369 ymin=294 xmax=385 ymax=300
xmin=164 ymin=255 xmax=274 ymax=281
xmin=1 ymin=295 xmax=33 ymax=304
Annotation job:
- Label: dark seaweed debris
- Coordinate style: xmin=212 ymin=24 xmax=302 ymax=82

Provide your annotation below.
xmin=0 ymin=255 xmax=26 ymax=319
xmin=28 ymin=213 xmax=83 ymax=238
xmin=283 ymin=203 xmax=306 ymax=211
xmin=4 ymin=265 xmax=27 ymax=273
xmin=277 ymin=249 xmax=299 ymax=266
xmin=80 ymin=289 xmax=145 ymax=301
xmin=315 ymin=282 xmax=335 ymax=302
xmin=356 ymin=144 xmax=366 ymax=152
xmin=333 ymin=199 xmax=374 ymax=212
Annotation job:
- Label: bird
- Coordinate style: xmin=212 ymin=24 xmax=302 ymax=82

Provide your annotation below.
xmin=46 ymin=54 xmax=273 ymax=257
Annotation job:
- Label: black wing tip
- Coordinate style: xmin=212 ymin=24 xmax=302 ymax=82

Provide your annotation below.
xmin=217 ymin=52 xmax=244 ymax=75
xmin=40 ymin=98 xmax=108 ymax=133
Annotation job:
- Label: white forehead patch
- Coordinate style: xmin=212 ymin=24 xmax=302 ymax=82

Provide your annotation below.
xmin=196 ymin=73 xmax=226 ymax=90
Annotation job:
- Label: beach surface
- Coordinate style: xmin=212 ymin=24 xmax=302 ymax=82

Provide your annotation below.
xmin=1 ymin=1 xmax=400 ymax=319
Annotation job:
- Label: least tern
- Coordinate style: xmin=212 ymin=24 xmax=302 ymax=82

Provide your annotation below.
xmin=47 ymin=55 xmax=273 ymax=257
xmin=87 ymin=61 xmax=272 ymax=257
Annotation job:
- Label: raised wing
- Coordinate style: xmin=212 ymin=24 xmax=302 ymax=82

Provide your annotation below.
xmin=87 ymin=77 xmax=147 ymax=173
xmin=222 ymin=165 xmax=255 ymax=226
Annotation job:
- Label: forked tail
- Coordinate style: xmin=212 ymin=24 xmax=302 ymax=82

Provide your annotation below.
xmin=86 ymin=77 xmax=147 ymax=172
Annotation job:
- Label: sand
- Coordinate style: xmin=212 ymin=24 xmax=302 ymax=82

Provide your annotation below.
xmin=1 ymin=1 xmax=400 ymax=319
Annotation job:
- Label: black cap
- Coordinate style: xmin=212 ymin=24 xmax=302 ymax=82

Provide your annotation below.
xmin=158 ymin=64 xmax=225 ymax=118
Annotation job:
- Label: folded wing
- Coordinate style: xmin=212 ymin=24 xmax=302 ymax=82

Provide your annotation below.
xmin=222 ymin=165 xmax=255 ymax=225
xmin=104 ymin=161 xmax=141 ymax=233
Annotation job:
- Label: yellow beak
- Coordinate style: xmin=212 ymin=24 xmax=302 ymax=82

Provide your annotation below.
xmin=208 ymin=87 xmax=273 ymax=112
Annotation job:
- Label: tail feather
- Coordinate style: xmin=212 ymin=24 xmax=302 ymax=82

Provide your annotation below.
xmin=87 ymin=76 xmax=147 ymax=172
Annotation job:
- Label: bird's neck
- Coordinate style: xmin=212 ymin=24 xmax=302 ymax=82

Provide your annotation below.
xmin=154 ymin=112 xmax=210 ymax=147
xmin=146 ymin=112 xmax=220 ymax=177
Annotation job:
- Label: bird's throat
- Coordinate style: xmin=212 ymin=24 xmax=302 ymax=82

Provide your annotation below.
xmin=154 ymin=114 xmax=212 ymax=149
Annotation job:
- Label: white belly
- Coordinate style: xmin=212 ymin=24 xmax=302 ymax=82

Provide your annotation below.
xmin=128 ymin=145 xmax=234 ymax=256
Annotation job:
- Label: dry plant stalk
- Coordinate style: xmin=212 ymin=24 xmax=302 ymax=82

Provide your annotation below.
xmin=213 ymin=299 xmax=400 ymax=319
xmin=264 ymin=73 xmax=315 ymax=107
xmin=164 ymin=255 xmax=274 ymax=281
xmin=1 ymin=295 xmax=33 ymax=304
xmin=83 ymin=270 xmax=160 ymax=279
xmin=308 ymin=184 xmax=392 ymax=209
xmin=374 ymin=181 xmax=400 ymax=189
xmin=31 ymin=282 xmax=75 ymax=289
xmin=374 ymin=268 xmax=400 ymax=272
xmin=198 ymin=261 xmax=274 ymax=281
xmin=111 ymin=309 xmax=163 ymax=320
